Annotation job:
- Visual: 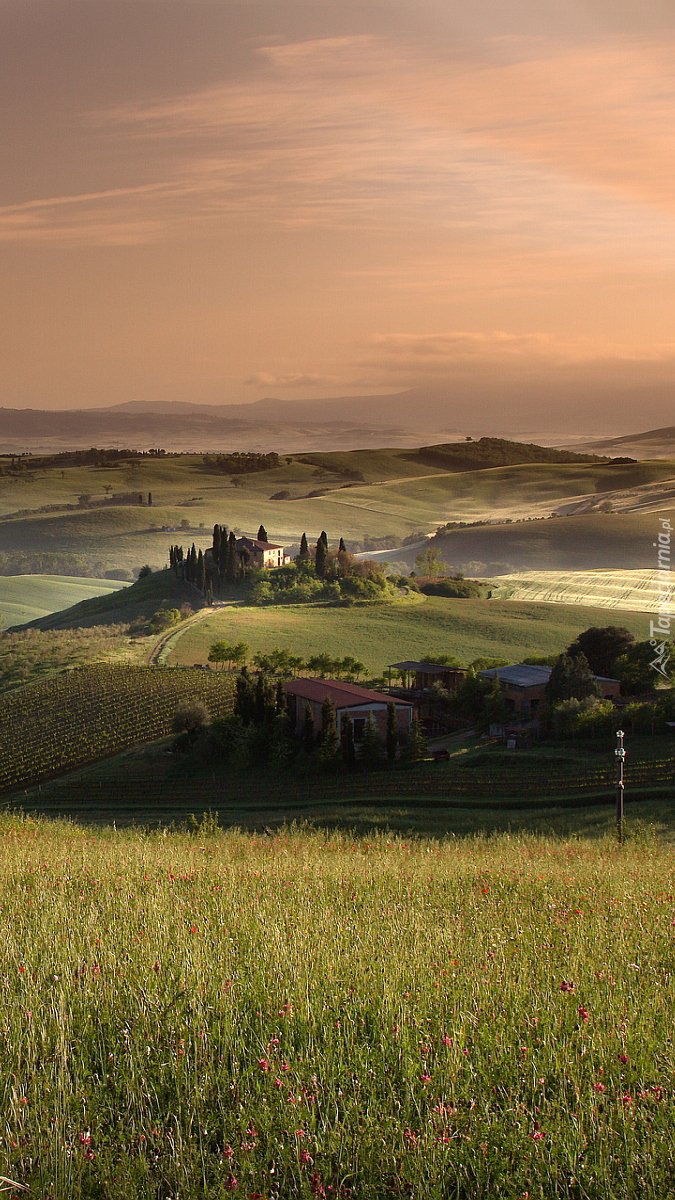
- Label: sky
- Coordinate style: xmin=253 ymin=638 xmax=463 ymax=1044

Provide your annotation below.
xmin=2 ymin=0 xmax=675 ymax=431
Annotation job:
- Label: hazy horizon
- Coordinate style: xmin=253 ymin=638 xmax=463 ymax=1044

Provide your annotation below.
xmin=3 ymin=0 xmax=675 ymax=431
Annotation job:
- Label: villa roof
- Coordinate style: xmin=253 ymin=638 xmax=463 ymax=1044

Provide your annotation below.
xmin=236 ymin=536 xmax=285 ymax=551
xmin=285 ymin=678 xmax=412 ymax=708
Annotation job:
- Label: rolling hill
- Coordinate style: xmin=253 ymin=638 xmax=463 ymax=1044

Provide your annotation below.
xmin=0 ymin=575 xmax=127 ymax=630
xmin=2 ymin=444 xmax=673 ymax=578
xmin=163 ymin=594 xmax=650 ymax=678
xmin=489 ymin=569 xmax=674 ymax=613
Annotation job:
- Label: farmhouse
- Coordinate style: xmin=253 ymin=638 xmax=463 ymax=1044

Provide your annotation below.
xmin=235 ymin=537 xmax=291 ymax=568
xmin=284 ymin=678 xmax=414 ymax=742
xmin=478 ymin=663 xmax=622 ymax=715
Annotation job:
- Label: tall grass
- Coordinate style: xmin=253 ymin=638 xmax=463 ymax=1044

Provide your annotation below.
xmin=1 ymin=817 xmax=674 ymax=1197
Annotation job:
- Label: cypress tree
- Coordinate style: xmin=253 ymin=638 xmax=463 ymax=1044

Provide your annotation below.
xmin=358 ymin=712 xmax=385 ymax=769
xmin=400 ymin=715 xmax=427 ymax=767
xmin=148 ymin=491 xmax=153 ymax=506
xmin=257 ymin=524 xmax=268 ymax=543
xmin=303 ymin=704 xmax=315 ymax=753
xmin=315 ymin=537 xmax=326 ymax=579
xmin=386 ymin=702 xmax=398 ymax=762
xmin=338 ymin=536 xmax=346 ymax=553
xmin=213 ymin=523 xmax=221 ymax=560
xmin=341 ymin=712 xmax=356 ymax=769
xmin=255 ymin=673 xmax=267 ymax=724
xmin=298 ymin=532 xmax=309 ymax=561
xmin=235 ymin=673 xmax=255 ymax=725
xmin=226 ymin=531 xmax=237 ymax=584
xmin=197 ymin=549 xmax=206 ymax=592
xmin=319 ymin=696 xmax=340 ymax=764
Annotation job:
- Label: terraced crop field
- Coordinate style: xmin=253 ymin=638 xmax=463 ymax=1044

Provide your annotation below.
xmin=491 ymin=568 xmax=675 ymax=613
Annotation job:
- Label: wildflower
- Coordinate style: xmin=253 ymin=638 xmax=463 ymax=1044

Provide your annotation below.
xmin=443 ymin=1035 xmax=452 ymax=1047
xmin=224 ymin=1172 xmax=238 ymax=1191
xmin=578 ymin=1007 xmax=589 ymax=1024
xmin=594 ymin=1082 xmax=606 ymax=1094
xmin=420 ymin=1072 xmax=432 ymax=1084
xmin=258 ymin=1058 xmax=269 ymax=1072
xmin=559 ymin=980 xmax=575 ymax=993
xmin=299 ymin=1148 xmax=313 ymax=1165
xmin=621 ymin=1093 xmax=634 ymax=1106
xmin=617 ymin=1053 xmax=628 ymax=1064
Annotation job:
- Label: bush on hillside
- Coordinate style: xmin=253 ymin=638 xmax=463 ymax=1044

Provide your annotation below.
xmin=419 ymin=577 xmax=482 ymax=598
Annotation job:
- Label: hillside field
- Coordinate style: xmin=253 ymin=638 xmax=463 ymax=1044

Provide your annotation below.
xmin=165 ymin=595 xmax=651 ymax=676
xmin=2 ymin=817 xmax=675 ymax=1198
xmin=490 ymin=568 xmax=675 ymax=613
xmin=0 ymin=574 xmax=127 ymax=630
xmin=1 ymin=450 xmax=673 ymax=575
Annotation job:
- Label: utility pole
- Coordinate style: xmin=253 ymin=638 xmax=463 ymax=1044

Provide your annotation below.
xmin=615 ymin=729 xmax=626 ymax=844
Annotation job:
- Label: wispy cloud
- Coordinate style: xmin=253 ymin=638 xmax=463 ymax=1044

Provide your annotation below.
xmin=244 ymin=372 xmax=338 ymax=388
xmin=5 ymin=30 xmax=675 ymax=260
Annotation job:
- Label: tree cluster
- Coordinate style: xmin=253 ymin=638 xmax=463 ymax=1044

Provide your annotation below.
xmin=201 ymin=452 xmax=281 ymax=474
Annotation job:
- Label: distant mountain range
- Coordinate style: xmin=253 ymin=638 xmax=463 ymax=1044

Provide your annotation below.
xmin=0 ymin=392 xmax=462 ymax=454
xmin=1 ymin=392 xmax=675 ymax=457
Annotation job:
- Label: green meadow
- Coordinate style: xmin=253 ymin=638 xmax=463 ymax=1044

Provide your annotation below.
xmin=165 ymin=595 xmax=650 ymax=676
xmin=0 ymin=575 xmax=127 ymax=630
xmin=2 ymin=816 xmax=675 ymax=1198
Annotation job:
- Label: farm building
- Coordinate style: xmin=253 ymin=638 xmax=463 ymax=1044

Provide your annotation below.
xmin=235 ymin=537 xmax=291 ymax=568
xmin=284 ymin=679 xmax=414 ymax=742
xmin=478 ymin=664 xmax=621 ymax=715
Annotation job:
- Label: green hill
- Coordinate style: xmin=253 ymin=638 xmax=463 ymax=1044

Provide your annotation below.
xmin=0 ymin=574 xmax=127 ymax=630
xmin=3 ymin=447 xmax=673 ymax=579
xmin=164 ymin=594 xmax=650 ymax=678
xmin=396 ymin=508 xmax=675 ymax=574
xmin=18 ymin=568 xmax=198 ymax=631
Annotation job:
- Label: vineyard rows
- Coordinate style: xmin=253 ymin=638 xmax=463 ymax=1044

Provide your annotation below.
xmin=11 ymin=754 xmax=675 ymax=821
xmin=0 ymin=665 xmax=235 ymax=793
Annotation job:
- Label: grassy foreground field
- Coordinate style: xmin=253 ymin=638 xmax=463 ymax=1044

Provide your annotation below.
xmin=0 ymin=574 xmax=127 ymax=630
xmin=2 ymin=816 xmax=675 ymax=1198
xmin=166 ymin=595 xmax=650 ymax=676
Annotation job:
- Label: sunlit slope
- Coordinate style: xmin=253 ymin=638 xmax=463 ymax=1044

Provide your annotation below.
xmin=408 ymin=509 xmax=675 ymax=572
xmin=491 ymin=569 xmax=675 ymax=613
xmin=165 ymin=596 xmax=649 ymax=676
xmin=0 ymin=575 xmax=127 ymax=630
xmin=317 ymin=461 xmax=675 ymax=525
xmin=16 ymin=568 xmax=198 ymax=631
xmin=2 ymin=453 xmax=673 ymax=575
